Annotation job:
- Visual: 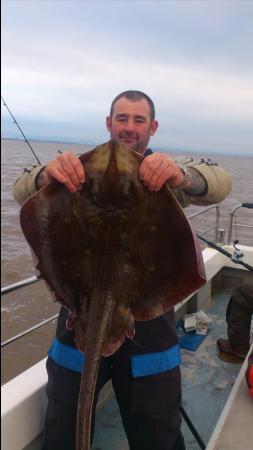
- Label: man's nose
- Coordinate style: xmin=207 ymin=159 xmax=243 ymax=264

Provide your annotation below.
xmin=124 ymin=118 xmax=135 ymax=132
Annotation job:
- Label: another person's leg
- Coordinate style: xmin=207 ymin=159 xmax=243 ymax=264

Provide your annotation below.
xmin=217 ymin=283 xmax=253 ymax=361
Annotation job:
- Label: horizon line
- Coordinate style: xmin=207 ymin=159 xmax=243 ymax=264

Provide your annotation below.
xmin=1 ymin=135 xmax=252 ymax=157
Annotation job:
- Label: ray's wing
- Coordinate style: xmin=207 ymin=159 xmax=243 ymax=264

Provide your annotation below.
xmin=127 ymin=179 xmax=206 ymax=320
xmin=20 ymin=150 xmax=96 ymax=314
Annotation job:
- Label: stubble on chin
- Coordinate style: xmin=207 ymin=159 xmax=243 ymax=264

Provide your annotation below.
xmin=112 ymin=136 xmax=145 ymax=154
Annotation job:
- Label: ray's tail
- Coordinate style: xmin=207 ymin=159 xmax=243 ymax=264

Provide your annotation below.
xmin=76 ymin=277 xmax=116 ymax=450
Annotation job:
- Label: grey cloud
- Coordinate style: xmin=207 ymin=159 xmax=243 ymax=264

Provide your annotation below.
xmin=2 ymin=0 xmax=253 ymax=154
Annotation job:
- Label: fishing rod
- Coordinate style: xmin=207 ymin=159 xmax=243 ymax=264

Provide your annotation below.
xmin=1 ymin=96 xmax=41 ymax=164
xmin=197 ymin=235 xmax=253 ymax=272
xmin=180 ymin=406 xmax=206 ymax=449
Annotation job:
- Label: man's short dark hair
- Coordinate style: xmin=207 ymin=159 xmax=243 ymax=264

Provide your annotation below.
xmin=110 ymin=90 xmax=155 ymax=121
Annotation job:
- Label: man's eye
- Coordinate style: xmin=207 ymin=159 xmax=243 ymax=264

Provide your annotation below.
xmin=135 ymin=119 xmax=145 ymax=123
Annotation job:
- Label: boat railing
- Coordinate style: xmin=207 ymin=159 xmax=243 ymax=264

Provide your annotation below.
xmin=1 ymin=275 xmax=39 ymax=295
xmin=227 ymin=202 xmax=253 ymax=244
xmin=187 ymin=204 xmax=221 ymax=242
xmin=1 ymin=203 xmax=252 ymax=349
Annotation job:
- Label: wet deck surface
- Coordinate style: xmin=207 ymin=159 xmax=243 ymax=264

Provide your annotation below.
xmin=92 ymin=289 xmax=247 ymax=449
xmin=180 ymin=289 xmax=243 ymax=449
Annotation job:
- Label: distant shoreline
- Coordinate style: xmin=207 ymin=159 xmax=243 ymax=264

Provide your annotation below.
xmin=1 ymin=136 xmax=95 ymax=146
xmin=1 ymin=136 xmax=252 ymax=157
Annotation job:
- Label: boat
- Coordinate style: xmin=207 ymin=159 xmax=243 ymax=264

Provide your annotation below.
xmin=1 ymin=202 xmax=253 ymax=450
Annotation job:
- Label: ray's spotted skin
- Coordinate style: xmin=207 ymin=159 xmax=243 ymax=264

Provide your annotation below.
xmin=20 ymin=141 xmax=206 ymax=450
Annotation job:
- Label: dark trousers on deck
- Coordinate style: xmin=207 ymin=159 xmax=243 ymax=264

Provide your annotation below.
xmin=226 ymin=283 xmax=253 ymax=351
xmin=42 ymin=357 xmax=185 ymax=450
xmin=42 ymin=311 xmax=185 ymax=450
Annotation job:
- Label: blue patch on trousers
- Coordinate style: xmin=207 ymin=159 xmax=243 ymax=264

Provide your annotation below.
xmin=48 ymin=337 xmax=84 ymax=373
xmin=131 ymin=344 xmax=181 ymax=378
xmin=48 ymin=338 xmax=180 ymax=378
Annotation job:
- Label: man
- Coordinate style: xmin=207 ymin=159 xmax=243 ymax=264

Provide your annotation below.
xmin=13 ymin=90 xmax=231 ymax=450
xmin=217 ymin=283 xmax=253 ymax=400
xmin=217 ymin=283 xmax=253 ymax=362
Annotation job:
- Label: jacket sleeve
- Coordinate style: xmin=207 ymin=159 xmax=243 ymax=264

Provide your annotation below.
xmin=12 ymin=165 xmax=46 ymax=205
xmin=172 ymin=156 xmax=232 ymax=207
xmin=12 ymin=156 xmax=232 ymax=207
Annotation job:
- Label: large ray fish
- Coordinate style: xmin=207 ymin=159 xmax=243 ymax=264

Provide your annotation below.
xmin=20 ymin=140 xmax=206 ymax=450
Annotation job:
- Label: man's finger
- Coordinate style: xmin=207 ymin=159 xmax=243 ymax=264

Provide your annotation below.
xmin=153 ymin=169 xmax=171 ymax=191
xmin=70 ymin=154 xmax=85 ymax=184
xmin=57 ymin=154 xmax=82 ymax=188
xmin=58 ymin=157 xmax=80 ymax=188
xmin=146 ymin=160 xmax=170 ymax=191
xmin=139 ymin=156 xmax=163 ymax=185
xmin=46 ymin=165 xmax=78 ymax=193
xmin=63 ymin=152 xmax=85 ymax=183
xmin=46 ymin=152 xmax=83 ymax=193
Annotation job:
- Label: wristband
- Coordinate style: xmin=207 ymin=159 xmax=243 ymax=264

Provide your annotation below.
xmin=176 ymin=164 xmax=192 ymax=189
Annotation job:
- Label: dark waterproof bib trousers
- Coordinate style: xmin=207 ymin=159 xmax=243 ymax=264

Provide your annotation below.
xmin=42 ymin=306 xmax=185 ymax=450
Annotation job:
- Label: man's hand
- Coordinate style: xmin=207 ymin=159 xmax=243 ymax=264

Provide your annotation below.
xmin=36 ymin=152 xmax=85 ymax=193
xmin=139 ymin=153 xmax=183 ymax=191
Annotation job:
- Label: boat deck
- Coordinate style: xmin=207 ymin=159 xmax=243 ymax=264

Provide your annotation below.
xmin=91 ymin=288 xmax=247 ymax=450
xmin=180 ymin=289 xmax=243 ymax=450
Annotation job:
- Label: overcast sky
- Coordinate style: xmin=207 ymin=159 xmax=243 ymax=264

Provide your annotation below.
xmin=2 ymin=0 xmax=253 ymax=155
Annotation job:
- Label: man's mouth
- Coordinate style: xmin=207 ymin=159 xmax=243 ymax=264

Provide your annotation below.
xmin=120 ymin=137 xmax=138 ymax=144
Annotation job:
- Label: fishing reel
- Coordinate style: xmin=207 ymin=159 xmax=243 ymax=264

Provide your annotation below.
xmin=231 ymin=240 xmax=244 ymax=264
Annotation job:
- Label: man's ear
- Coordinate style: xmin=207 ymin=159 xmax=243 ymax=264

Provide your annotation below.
xmin=150 ymin=120 xmax=159 ymax=136
xmin=106 ymin=116 xmax=112 ymax=132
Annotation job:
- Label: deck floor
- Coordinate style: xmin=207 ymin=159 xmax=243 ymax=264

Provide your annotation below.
xmin=180 ymin=289 xmax=243 ymax=449
xmin=92 ymin=289 xmax=247 ymax=450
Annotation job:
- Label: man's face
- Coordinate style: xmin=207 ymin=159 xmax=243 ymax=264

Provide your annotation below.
xmin=106 ymin=97 xmax=158 ymax=154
